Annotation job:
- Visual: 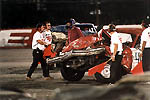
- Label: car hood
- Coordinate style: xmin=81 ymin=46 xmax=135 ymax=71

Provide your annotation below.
xmin=62 ymin=35 xmax=101 ymax=52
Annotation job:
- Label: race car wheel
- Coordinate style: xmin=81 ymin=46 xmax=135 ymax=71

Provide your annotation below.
xmin=61 ymin=66 xmax=85 ymax=81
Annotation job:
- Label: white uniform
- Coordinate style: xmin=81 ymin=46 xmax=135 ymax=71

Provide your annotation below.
xmin=43 ymin=30 xmax=52 ymax=45
xmin=110 ymin=32 xmax=123 ymax=53
xmin=140 ymin=27 xmax=150 ymax=72
xmin=140 ymin=27 xmax=150 ymax=48
xmin=32 ymin=31 xmax=45 ymax=51
xmin=27 ymin=31 xmax=50 ymax=78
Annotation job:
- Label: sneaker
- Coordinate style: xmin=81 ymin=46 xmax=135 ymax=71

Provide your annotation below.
xmin=44 ymin=76 xmax=54 ymax=80
xmin=26 ymin=77 xmax=32 ymax=80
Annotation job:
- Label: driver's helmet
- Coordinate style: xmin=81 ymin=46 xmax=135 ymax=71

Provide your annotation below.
xmin=70 ymin=18 xmax=76 ymax=25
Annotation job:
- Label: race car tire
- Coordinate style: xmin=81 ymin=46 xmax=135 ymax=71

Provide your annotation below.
xmin=61 ymin=66 xmax=85 ymax=81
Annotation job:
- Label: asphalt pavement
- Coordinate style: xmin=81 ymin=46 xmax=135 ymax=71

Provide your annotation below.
xmin=0 ymin=49 xmax=150 ymax=100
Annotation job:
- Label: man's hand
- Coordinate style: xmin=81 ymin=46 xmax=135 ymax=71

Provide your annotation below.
xmin=139 ymin=52 xmax=143 ymax=59
xmin=111 ymin=55 xmax=115 ymax=61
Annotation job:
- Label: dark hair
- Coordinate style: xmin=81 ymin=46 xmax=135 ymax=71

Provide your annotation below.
xmin=66 ymin=19 xmax=72 ymax=24
xmin=141 ymin=19 xmax=149 ymax=28
xmin=44 ymin=21 xmax=51 ymax=26
xmin=36 ymin=23 xmax=43 ymax=29
xmin=108 ymin=24 xmax=116 ymax=32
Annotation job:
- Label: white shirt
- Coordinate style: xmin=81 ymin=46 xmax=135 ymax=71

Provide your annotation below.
xmin=110 ymin=32 xmax=123 ymax=53
xmin=141 ymin=27 xmax=150 ymax=48
xmin=32 ymin=31 xmax=45 ymax=50
xmin=43 ymin=30 xmax=52 ymax=45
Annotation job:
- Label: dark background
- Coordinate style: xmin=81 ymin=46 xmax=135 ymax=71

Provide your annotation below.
xmin=0 ymin=0 xmax=149 ymax=29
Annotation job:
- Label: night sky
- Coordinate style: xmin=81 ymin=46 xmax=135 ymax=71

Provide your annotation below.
xmin=0 ymin=0 xmax=149 ymax=29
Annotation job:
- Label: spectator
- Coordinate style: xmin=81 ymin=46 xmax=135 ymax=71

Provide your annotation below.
xmin=140 ymin=19 xmax=150 ymax=72
xmin=26 ymin=23 xmax=52 ymax=80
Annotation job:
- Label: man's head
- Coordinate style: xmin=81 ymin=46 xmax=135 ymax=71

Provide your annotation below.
xmin=66 ymin=18 xmax=76 ymax=29
xmin=108 ymin=24 xmax=116 ymax=33
xmin=141 ymin=19 xmax=149 ymax=29
xmin=45 ymin=21 xmax=51 ymax=30
xmin=66 ymin=20 xmax=73 ymax=29
xmin=36 ymin=23 xmax=45 ymax=32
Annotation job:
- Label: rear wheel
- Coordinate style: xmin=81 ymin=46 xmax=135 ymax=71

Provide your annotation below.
xmin=61 ymin=65 xmax=85 ymax=81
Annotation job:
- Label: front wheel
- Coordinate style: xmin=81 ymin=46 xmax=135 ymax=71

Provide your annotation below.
xmin=61 ymin=66 xmax=85 ymax=81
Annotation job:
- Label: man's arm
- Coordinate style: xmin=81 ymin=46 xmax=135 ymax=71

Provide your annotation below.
xmin=37 ymin=40 xmax=47 ymax=45
xmin=141 ymin=41 xmax=146 ymax=52
xmin=112 ymin=43 xmax=118 ymax=61
xmin=140 ymin=41 xmax=146 ymax=58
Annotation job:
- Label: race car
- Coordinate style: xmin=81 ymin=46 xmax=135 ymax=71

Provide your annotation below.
xmin=46 ymin=24 xmax=144 ymax=82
